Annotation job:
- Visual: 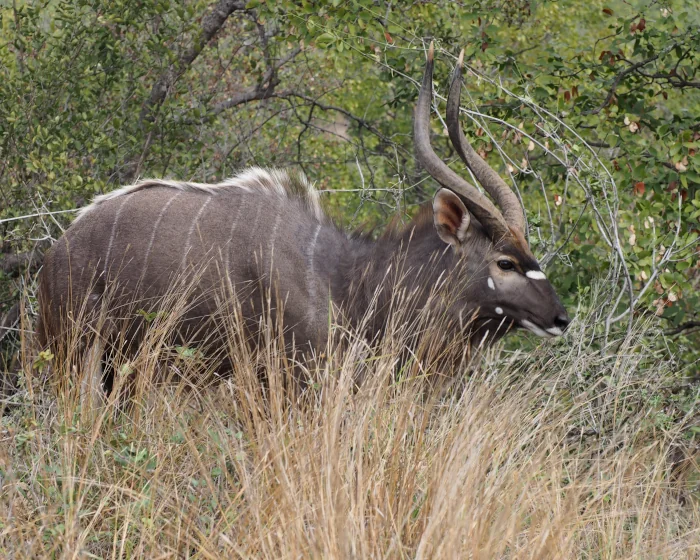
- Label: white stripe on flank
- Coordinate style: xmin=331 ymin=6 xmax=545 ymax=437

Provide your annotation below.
xmin=224 ymin=201 xmax=246 ymax=277
xmin=141 ymin=191 xmax=182 ymax=282
xmin=181 ymin=197 xmax=212 ymax=270
xmin=268 ymin=212 xmax=283 ymax=265
xmin=104 ymin=196 xmax=130 ymax=276
xmin=305 ymin=224 xmax=322 ymax=324
xmin=546 ymin=326 xmax=563 ymax=336
xmin=251 ymin=204 xmax=263 ymax=236
xmin=270 ymin=211 xmax=283 ymax=243
xmin=525 ymin=270 xmax=547 ymax=280
xmin=246 ymin=204 xmax=263 ymax=273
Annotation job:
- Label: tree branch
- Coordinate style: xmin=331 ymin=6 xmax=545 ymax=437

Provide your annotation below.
xmin=139 ymin=0 xmax=248 ymax=125
xmin=122 ymin=0 xmax=248 ymax=182
xmin=584 ymin=43 xmax=678 ymax=115
xmin=636 ymin=70 xmax=699 ymax=88
xmin=271 ymin=91 xmax=411 ymax=158
xmin=0 ymin=302 xmax=20 ymax=344
xmin=209 ymin=46 xmax=302 ymax=116
xmin=665 ymin=320 xmax=700 ymax=336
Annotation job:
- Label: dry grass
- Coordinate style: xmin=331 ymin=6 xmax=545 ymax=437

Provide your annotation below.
xmin=0 ymin=290 xmax=698 ymax=559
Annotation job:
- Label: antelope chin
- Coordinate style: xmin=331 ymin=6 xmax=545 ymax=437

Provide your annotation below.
xmin=521 ymin=319 xmax=556 ymax=338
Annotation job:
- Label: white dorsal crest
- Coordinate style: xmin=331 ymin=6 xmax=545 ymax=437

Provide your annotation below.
xmin=74 ymin=167 xmax=325 ymax=225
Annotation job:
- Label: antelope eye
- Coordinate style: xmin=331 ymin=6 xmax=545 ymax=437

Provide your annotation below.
xmin=497 ymin=259 xmax=515 ymax=271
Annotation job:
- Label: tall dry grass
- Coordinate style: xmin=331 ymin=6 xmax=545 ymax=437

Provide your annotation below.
xmin=0 ymin=286 xmax=697 ymax=559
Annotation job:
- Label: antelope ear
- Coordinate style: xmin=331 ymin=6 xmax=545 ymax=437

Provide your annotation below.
xmin=433 ymin=189 xmax=471 ymax=247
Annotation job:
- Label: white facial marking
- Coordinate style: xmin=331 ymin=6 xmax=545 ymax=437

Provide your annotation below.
xmin=521 ymin=319 xmax=554 ymax=338
xmin=546 ymin=326 xmax=563 ymax=336
xmin=487 ymin=277 xmax=495 ymax=290
xmin=495 ymin=307 xmax=503 ymax=315
xmin=526 ymin=270 xmax=547 ymax=280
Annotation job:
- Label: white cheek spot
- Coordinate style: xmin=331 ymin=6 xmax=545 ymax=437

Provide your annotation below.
xmin=526 ymin=270 xmax=547 ymax=280
xmin=487 ymin=277 xmax=495 ymax=290
xmin=495 ymin=307 xmax=503 ymax=315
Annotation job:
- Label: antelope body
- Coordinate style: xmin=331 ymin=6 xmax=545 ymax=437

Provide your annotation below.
xmin=38 ymin=46 xmax=570 ymax=392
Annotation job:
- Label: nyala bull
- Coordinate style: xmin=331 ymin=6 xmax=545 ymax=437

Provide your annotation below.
xmin=38 ymin=45 xmax=570 ymax=401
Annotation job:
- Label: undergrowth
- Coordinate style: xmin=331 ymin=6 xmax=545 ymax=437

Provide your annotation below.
xmin=0 ymin=292 xmax=698 ymax=559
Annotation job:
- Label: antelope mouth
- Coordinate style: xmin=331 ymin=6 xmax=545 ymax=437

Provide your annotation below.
xmin=520 ymin=319 xmax=563 ymax=338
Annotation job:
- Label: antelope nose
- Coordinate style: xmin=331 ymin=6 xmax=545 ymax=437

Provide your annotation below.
xmin=554 ymin=314 xmax=571 ymax=331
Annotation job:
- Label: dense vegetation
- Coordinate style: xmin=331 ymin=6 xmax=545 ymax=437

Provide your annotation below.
xmin=0 ymin=0 xmax=697 ymax=556
xmin=1 ymin=300 xmax=699 ymax=557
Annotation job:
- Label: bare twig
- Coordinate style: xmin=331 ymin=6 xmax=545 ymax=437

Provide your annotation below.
xmin=123 ymin=0 xmax=249 ymax=182
xmin=0 ymin=208 xmax=78 ymax=225
xmin=272 ymin=91 xmax=412 ymax=159
xmin=0 ymin=302 xmax=20 ymax=343
xmin=139 ymin=0 xmax=248 ymax=125
xmin=209 ymin=47 xmax=302 ymax=116
xmin=665 ymin=321 xmax=700 ymax=336
xmin=584 ymin=42 xmax=681 ymax=115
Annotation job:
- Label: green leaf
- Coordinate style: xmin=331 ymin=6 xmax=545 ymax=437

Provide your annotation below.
xmin=315 ymin=32 xmax=335 ymax=48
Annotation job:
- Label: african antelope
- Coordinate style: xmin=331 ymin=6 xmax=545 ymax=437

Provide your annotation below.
xmin=38 ymin=45 xmax=570 ymax=397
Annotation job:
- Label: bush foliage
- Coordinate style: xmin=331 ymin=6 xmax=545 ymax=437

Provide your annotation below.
xmin=1 ymin=0 xmax=698 ymax=346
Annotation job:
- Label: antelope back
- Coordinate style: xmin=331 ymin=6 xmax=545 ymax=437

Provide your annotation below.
xmin=38 ymin=168 xmax=353 ymax=354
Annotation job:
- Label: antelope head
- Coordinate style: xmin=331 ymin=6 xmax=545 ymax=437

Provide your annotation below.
xmin=414 ymin=44 xmax=570 ymax=338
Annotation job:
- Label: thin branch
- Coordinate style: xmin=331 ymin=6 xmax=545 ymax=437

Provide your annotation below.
xmin=209 ymin=47 xmax=302 ymax=116
xmin=271 ymin=91 xmax=412 ymax=158
xmin=139 ymin=0 xmax=248 ymax=125
xmin=0 ymin=208 xmax=78 ymax=225
xmin=636 ymin=70 xmax=700 ymax=88
xmin=665 ymin=321 xmax=700 ymax=336
xmin=586 ymin=141 xmax=612 ymax=148
xmin=123 ymin=0 xmax=249 ymax=182
xmin=584 ymin=42 xmax=679 ymax=115
xmin=0 ymin=302 xmax=20 ymax=344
